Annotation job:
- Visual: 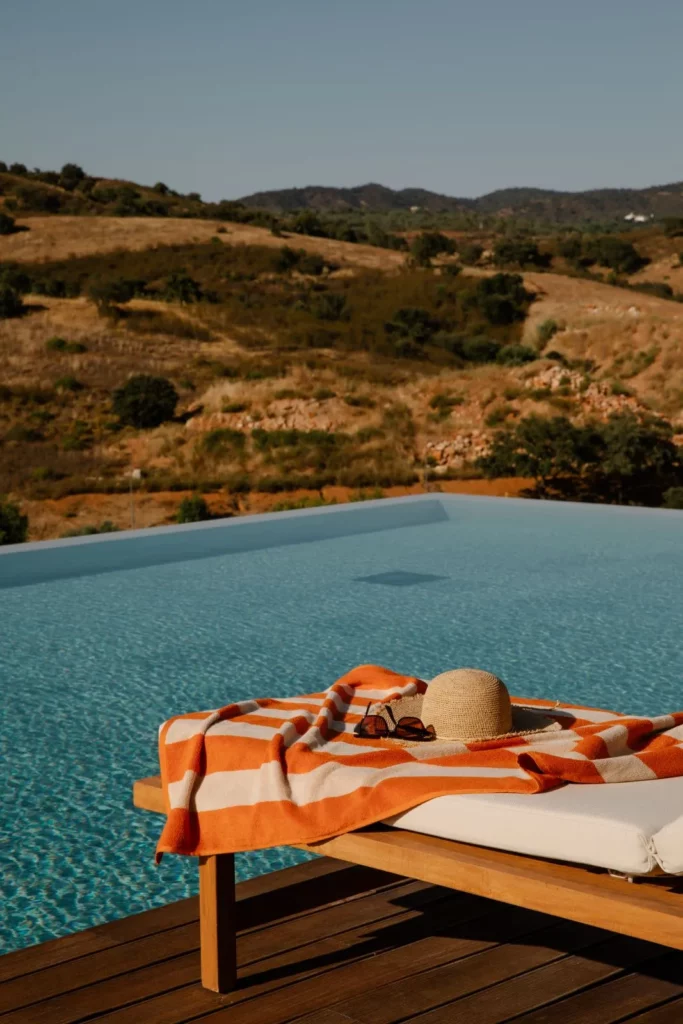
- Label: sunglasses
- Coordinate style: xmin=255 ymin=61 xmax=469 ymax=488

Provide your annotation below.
xmin=354 ymin=703 xmax=436 ymax=742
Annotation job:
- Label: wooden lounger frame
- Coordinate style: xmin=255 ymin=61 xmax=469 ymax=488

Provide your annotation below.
xmin=133 ymin=774 xmax=683 ymax=993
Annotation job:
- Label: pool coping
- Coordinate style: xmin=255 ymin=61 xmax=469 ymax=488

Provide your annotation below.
xmin=1 ymin=492 xmax=681 ymax=590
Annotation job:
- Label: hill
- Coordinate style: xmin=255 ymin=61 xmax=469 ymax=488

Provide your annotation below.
xmin=240 ymin=181 xmax=683 ymax=224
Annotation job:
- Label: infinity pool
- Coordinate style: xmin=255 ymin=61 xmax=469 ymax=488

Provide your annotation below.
xmin=1 ymin=495 xmax=682 ymax=953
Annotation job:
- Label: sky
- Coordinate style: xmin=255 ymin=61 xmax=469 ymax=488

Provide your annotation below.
xmin=2 ymin=0 xmax=682 ymax=202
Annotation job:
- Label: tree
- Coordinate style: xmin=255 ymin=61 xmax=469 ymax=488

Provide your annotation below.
xmin=474 ymin=273 xmax=532 ymax=325
xmin=59 ymin=163 xmax=86 ymax=190
xmin=384 ymin=307 xmax=440 ymax=355
xmin=588 ymin=412 xmax=681 ymax=506
xmin=177 ymin=494 xmax=211 ymax=523
xmin=0 ymin=213 xmax=19 ymax=235
xmin=291 ymin=211 xmax=326 ymax=237
xmin=478 ymin=415 xmax=592 ymax=496
xmin=153 ymin=182 xmax=169 ymax=195
xmin=112 ymin=375 xmax=178 ymax=428
xmin=410 ymin=231 xmax=455 ymax=267
xmin=9 ymin=163 xmax=27 ymax=175
xmin=0 ymin=499 xmax=28 ymax=545
xmin=493 ymin=237 xmax=550 ymax=269
xmin=583 ymin=236 xmax=648 ymax=275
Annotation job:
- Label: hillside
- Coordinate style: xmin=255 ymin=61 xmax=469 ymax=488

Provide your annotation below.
xmin=1 ymin=213 xmax=683 ymax=541
xmin=240 ymin=181 xmax=683 ymax=224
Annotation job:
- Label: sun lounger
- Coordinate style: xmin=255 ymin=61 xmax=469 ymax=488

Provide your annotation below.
xmin=133 ymin=774 xmax=683 ymax=992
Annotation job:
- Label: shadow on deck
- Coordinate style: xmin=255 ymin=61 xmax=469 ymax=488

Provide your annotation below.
xmin=1 ymin=857 xmax=683 ymax=1023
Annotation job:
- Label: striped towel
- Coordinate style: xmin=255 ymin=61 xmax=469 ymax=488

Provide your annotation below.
xmin=155 ymin=664 xmax=683 ymax=858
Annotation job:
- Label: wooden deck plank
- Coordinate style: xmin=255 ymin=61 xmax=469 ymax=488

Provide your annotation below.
xmin=394 ymin=937 xmax=670 ymax=1024
xmin=0 ymin=857 xmax=367 ymax=985
xmin=620 ymin=999 xmax=683 ymax=1022
xmin=504 ymin=950 xmax=683 ymax=1024
xmin=329 ymin=918 xmax=609 ymax=1024
xmin=188 ymin=912 xmax=600 ymax=1024
xmin=59 ymin=888 xmax=490 ymax=1024
xmin=0 ymin=880 xmax=452 ymax=1023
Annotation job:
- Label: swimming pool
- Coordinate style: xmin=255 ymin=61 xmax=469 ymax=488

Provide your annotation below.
xmin=2 ymin=495 xmax=682 ymax=953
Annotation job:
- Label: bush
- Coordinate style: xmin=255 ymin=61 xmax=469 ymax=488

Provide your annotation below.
xmin=473 ymin=273 xmax=532 ymax=326
xmin=0 ymin=499 xmax=28 ymax=545
xmin=410 ymin=231 xmax=455 ymax=266
xmin=314 ymin=387 xmax=336 ymax=400
xmin=46 ymin=336 xmax=68 ymax=352
xmin=496 ymin=344 xmax=536 ymax=366
xmin=165 ymin=272 xmax=203 ymax=304
xmin=62 ymin=520 xmax=119 ymax=537
xmin=493 ymin=237 xmax=550 ymax=269
xmin=0 ymin=286 xmax=24 ymax=319
xmin=310 ymin=292 xmax=348 ymax=321
xmin=458 ymin=243 xmax=483 ymax=266
xmin=177 ymin=494 xmax=211 ymax=523
xmin=0 ymin=212 xmax=19 ymax=235
xmin=583 ymin=237 xmax=648 ymax=275
xmin=88 ymin=277 xmax=139 ymax=314
xmin=537 ymin=319 xmax=559 ymax=347
xmin=663 ymin=487 xmax=683 ymax=510
xmin=112 ymin=375 xmax=178 ymax=428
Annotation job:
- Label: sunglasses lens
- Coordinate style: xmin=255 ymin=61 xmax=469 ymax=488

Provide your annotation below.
xmin=357 ymin=715 xmax=389 ymax=737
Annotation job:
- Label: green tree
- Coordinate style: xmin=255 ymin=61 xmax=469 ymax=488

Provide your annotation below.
xmin=410 ymin=231 xmax=455 ymax=267
xmin=589 ymin=412 xmax=681 ymax=506
xmin=0 ymin=499 xmax=28 ymax=545
xmin=88 ymin=278 xmax=138 ymax=315
xmin=177 ymin=494 xmax=211 ymax=523
xmin=474 ymin=273 xmax=532 ymax=325
xmin=493 ymin=237 xmax=549 ymax=269
xmin=583 ymin=236 xmax=648 ymax=275
xmin=59 ymin=163 xmax=86 ymax=190
xmin=112 ymin=375 xmax=178 ymax=428
xmin=478 ymin=415 xmax=592 ymax=496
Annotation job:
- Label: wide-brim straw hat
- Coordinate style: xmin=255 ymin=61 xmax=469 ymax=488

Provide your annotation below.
xmin=372 ymin=668 xmax=561 ymax=744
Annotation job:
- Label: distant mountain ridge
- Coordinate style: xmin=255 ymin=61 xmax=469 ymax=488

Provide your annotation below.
xmin=239 ymin=181 xmax=683 ymax=223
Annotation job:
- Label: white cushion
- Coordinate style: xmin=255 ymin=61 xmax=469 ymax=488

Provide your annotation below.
xmin=384 ymin=777 xmax=683 ymax=875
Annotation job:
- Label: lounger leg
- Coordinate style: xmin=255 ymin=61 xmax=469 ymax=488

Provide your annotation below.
xmin=199 ymin=853 xmax=237 ymax=993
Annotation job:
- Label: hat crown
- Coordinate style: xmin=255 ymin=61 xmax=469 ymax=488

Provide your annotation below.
xmin=422 ymin=668 xmax=512 ymax=741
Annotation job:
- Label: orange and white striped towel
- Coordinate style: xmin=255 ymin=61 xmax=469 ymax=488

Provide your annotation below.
xmin=155 ymin=664 xmax=683 ymax=858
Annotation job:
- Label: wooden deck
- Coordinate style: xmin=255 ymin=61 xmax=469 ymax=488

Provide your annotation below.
xmin=2 ymin=857 xmax=683 ymax=1024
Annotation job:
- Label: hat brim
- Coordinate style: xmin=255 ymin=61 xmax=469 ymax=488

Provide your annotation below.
xmin=370 ymin=695 xmax=561 ymax=744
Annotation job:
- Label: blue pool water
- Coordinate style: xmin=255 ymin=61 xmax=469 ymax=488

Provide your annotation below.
xmin=1 ymin=496 xmax=682 ymax=953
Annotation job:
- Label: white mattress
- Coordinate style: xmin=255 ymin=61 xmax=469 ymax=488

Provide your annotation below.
xmin=384 ymin=777 xmax=683 ymax=875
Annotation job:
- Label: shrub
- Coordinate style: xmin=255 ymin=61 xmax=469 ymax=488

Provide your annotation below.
xmin=62 ymin=520 xmax=120 ymax=537
xmin=410 ymin=231 xmax=455 ymax=266
xmin=485 ymin=405 xmax=514 ymax=427
xmin=222 ymin=401 xmax=249 ymax=413
xmin=545 ymin=350 xmax=567 ymax=364
xmin=112 ymin=375 xmax=178 ymax=428
xmin=201 ymin=428 xmax=246 ymax=456
xmin=458 ymin=243 xmax=483 ymax=266
xmin=310 ymin=292 xmax=348 ymax=321
xmin=474 ymin=273 xmax=532 ymax=326
xmin=88 ymin=278 xmax=138 ymax=314
xmin=583 ymin=237 xmax=648 ymax=275
xmin=0 ymin=212 xmax=19 ymax=235
xmin=46 ymin=336 xmax=68 ymax=352
xmin=314 ymin=387 xmax=336 ymax=400
xmin=493 ymin=237 xmax=549 ymax=269
xmin=496 ymin=344 xmax=536 ymax=366
xmin=663 ymin=487 xmax=683 ymax=509
xmin=165 ymin=272 xmax=203 ymax=304
xmin=0 ymin=286 xmax=24 ymax=319
xmin=537 ymin=319 xmax=559 ymax=347
xmin=344 ymin=394 xmax=376 ymax=409
xmin=0 ymin=499 xmax=28 ymax=545
xmin=459 ymin=336 xmax=500 ymax=363
xmin=177 ymin=494 xmax=211 ymax=523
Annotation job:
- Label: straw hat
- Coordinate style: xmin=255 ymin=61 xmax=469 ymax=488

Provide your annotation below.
xmin=373 ymin=668 xmax=560 ymax=743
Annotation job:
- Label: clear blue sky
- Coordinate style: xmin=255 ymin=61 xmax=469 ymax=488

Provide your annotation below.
xmin=2 ymin=0 xmax=681 ymax=201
